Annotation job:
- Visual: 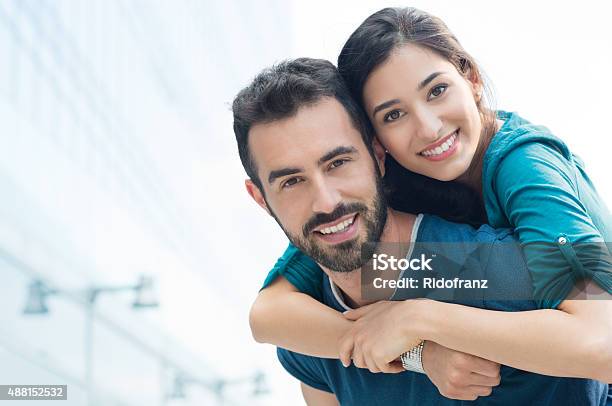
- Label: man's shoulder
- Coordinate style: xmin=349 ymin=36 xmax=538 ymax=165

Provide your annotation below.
xmin=416 ymin=217 xmax=535 ymax=306
xmin=276 ymin=347 xmax=333 ymax=393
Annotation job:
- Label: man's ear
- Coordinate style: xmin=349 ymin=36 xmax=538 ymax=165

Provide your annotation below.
xmin=372 ymin=138 xmax=386 ymax=177
xmin=245 ymin=179 xmax=271 ymax=215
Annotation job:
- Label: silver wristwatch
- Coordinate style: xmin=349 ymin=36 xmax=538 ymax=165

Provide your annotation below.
xmin=400 ymin=341 xmax=425 ymax=374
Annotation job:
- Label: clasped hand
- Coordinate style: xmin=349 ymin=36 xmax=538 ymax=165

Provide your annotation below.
xmin=339 ymin=299 xmax=501 ymax=400
xmin=339 ymin=300 xmax=422 ymax=373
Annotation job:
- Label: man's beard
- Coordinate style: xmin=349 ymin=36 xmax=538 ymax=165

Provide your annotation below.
xmin=269 ymin=172 xmax=388 ymax=273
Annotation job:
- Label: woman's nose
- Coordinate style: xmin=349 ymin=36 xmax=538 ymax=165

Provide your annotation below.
xmin=414 ymin=108 xmax=442 ymax=142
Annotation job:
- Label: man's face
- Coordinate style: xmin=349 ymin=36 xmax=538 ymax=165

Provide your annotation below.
xmin=246 ymin=97 xmax=388 ymax=273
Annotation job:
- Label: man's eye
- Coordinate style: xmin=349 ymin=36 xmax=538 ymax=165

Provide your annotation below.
xmin=281 ymin=177 xmax=301 ymax=189
xmin=383 ymin=110 xmax=404 ymax=123
xmin=330 ymin=159 xmax=348 ymax=169
xmin=428 ymin=84 xmax=448 ymax=100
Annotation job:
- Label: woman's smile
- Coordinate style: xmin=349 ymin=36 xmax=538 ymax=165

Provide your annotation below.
xmin=418 ymin=129 xmax=460 ymax=161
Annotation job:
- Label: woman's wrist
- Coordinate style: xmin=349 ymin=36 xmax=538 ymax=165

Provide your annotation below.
xmin=401 ymin=299 xmax=440 ymax=342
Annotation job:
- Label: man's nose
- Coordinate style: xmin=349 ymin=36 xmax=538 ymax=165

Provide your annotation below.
xmin=414 ymin=108 xmax=442 ymax=142
xmin=311 ymin=178 xmax=342 ymax=214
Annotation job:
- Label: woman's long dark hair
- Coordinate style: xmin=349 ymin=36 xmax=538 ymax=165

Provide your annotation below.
xmin=338 ymin=7 xmax=496 ymax=226
xmin=383 ymin=156 xmax=485 ymax=226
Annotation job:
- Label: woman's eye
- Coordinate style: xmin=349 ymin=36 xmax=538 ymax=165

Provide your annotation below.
xmin=383 ymin=110 xmax=404 ymax=123
xmin=428 ymin=84 xmax=448 ymax=100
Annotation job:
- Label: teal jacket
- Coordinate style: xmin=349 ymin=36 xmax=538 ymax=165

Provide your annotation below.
xmin=262 ymin=111 xmax=612 ymax=308
xmin=483 ymin=111 xmax=611 ymax=308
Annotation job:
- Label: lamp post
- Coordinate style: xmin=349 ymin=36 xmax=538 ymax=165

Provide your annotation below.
xmin=168 ymin=370 xmax=269 ymax=404
xmin=23 ymin=275 xmax=159 ymax=406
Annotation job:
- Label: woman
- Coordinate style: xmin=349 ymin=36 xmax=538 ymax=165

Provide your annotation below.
xmin=249 ymin=7 xmax=612 ymax=383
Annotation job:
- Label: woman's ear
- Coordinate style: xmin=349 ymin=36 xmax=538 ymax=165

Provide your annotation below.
xmin=245 ymin=179 xmax=271 ymax=215
xmin=372 ymin=138 xmax=387 ymax=177
xmin=473 ymin=81 xmax=484 ymax=102
xmin=467 ymin=70 xmax=484 ymax=102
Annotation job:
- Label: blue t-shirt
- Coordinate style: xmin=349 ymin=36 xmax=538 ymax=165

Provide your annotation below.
xmin=277 ymin=215 xmax=609 ymax=405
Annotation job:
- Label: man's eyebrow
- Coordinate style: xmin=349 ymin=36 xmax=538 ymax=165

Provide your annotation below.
xmin=371 ymin=72 xmax=446 ymax=118
xmin=268 ymin=167 xmax=302 ymax=185
xmin=267 ymin=146 xmax=358 ymax=185
xmin=318 ymin=146 xmax=358 ymax=165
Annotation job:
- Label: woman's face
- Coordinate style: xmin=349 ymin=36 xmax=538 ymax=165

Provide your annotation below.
xmin=362 ymin=44 xmax=482 ymax=181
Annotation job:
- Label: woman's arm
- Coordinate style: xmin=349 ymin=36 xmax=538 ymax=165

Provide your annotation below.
xmin=250 ymin=276 xmax=352 ymax=358
xmin=342 ymin=286 xmax=612 ymax=382
xmin=415 ymin=290 xmax=612 ymax=382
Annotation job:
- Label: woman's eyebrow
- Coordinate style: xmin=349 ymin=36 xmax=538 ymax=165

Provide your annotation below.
xmin=417 ymin=71 xmax=445 ymax=91
xmin=372 ymin=72 xmax=447 ymax=117
xmin=372 ymin=99 xmax=400 ymax=117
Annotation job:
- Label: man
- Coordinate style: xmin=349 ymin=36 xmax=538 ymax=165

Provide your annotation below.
xmin=232 ymin=58 xmax=610 ymax=405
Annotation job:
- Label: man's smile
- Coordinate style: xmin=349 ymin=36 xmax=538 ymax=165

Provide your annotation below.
xmin=313 ymin=213 xmax=360 ymax=244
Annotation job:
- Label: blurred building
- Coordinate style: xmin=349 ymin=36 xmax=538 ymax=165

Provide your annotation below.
xmin=0 ymin=1 xmax=293 ymax=405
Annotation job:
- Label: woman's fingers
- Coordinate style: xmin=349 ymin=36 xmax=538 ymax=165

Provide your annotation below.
xmin=364 ymin=352 xmax=381 ymax=373
xmin=377 ymin=358 xmax=405 ymax=374
xmin=352 ymin=348 xmax=366 ymax=369
xmin=368 ymin=345 xmax=405 ymax=374
xmin=338 ymin=333 xmax=354 ymax=368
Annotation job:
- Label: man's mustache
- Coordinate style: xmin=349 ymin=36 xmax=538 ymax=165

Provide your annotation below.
xmin=302 ymin=202 xmax=367 ymax=237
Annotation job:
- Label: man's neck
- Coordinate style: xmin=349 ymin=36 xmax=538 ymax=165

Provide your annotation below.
xmin=320 ymin=209 xmax=416 ymax=308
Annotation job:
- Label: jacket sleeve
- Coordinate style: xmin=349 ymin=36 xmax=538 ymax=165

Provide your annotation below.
xmin=260 ymin=242 xmax=324 ymax=300
xmin=493 ymin=142 xmax=612 ymax=308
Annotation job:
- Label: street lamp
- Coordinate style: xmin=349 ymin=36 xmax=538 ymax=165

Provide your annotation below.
xmin=132 ymin=275 xmax=158 ymax=308
xmin=23 ymin=280 xmax=51 ymax=314
xmin=23 ymin=275 xmax=159 ymax=406
xmin=23 ymin=275 xmax=159 ymax=315
xmin=168 ymin=369 xmax=269 ymax=403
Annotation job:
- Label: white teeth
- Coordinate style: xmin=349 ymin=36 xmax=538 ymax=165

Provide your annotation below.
xmin=318 ymin=216 xmax=355 ymax=235
xmin=421 ymin=131 xmax=458 ymax=156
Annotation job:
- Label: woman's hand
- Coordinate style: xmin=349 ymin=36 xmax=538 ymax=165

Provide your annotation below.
xmin=339 ymin=300 xmax=425 ymax=373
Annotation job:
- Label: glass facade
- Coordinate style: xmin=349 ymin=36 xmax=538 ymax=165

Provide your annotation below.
xmin=0 ymin=1 xmax=294 ymax=404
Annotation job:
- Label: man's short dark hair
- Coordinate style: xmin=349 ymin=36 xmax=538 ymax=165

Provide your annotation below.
xmin=232 ymin=58 xmax=374 ymax=190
